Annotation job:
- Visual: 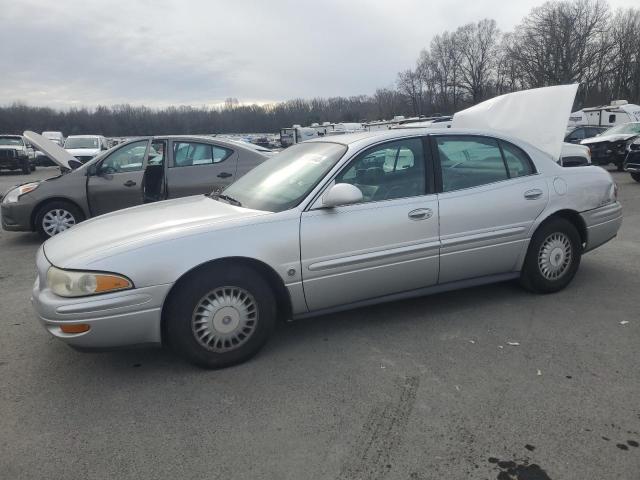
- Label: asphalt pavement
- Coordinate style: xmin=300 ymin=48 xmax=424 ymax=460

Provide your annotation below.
xmin=0 ymin=167 xmax=638 ymax=479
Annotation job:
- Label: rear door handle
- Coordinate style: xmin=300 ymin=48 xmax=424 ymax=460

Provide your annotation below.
xmin=123 ymin=180 xmax=137 ymax=187
xmin=217 ymin=172 xmax=232 ymax=178
xmin=524 ymin=188 xmax=543 ymax=200
xmin=408 ymin=208 xmax=433 ymax=220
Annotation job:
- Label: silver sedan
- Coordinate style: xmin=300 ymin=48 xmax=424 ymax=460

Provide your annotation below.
xmin=32 ymin=128 xmax=622 ymax=368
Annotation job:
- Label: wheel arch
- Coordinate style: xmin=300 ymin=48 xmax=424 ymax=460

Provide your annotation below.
xmin=30 ymin=197 xmax=89 ymax=231
xmin=535 ymin=208 xmax=588 ymax=248
xmin=160 ymin=256 xmax=293 ymax=345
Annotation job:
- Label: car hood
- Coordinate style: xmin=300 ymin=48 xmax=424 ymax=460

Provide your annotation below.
xmin=580 ymin=133 xmax=637 ymax=145
xmin=23 ymin=131 xmax=80 ymax=170
xmin=452 ymin=84 xmax=579 ymax=161
xmin=66 ymin=148 xmax=100 ymax=156
xmin=43 ymin=195 xmax=270 ymax=268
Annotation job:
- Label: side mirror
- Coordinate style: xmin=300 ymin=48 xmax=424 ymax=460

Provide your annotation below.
xmin=322 ymin=183 xmax=363 ymax=208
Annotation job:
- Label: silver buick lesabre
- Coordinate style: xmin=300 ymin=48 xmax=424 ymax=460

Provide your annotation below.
xmin=32 ymin=127 xmax=622 ymax=368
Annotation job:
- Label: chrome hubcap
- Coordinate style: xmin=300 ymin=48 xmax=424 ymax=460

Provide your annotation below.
xmin=538 ymin=232 xmax=572 ymax=280
xmin=191 ymin=286 xmax=258 ymax=352
xmin=42 ymin=209 xmax=76 ymax=236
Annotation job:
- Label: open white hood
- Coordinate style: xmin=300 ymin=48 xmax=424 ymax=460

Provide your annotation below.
xmin=452 ymin=84 xmax=579 ymax=161
xmin=23 ymin=131 xmax=81 ymax=170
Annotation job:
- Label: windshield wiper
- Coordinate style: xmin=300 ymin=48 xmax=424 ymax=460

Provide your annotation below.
xmin=211 ymin=193 xmax=242 ymax=207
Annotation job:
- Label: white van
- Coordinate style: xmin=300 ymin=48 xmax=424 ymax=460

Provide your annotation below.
xmin=64 ymin=135 xmax=109 ymax=163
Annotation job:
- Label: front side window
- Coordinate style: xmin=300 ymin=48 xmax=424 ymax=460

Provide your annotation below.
xmin=437 ymin=136 xmax=508 ymax=192
xmin=336 ymin=138 xmax=426 ymax=203
xmin=567 ymin=128 xmax=585 ymax=141
xmin=172 ymin=141 xmax=232 ymax=167
xmin=99 ymin=140 xmax=148 ymax=174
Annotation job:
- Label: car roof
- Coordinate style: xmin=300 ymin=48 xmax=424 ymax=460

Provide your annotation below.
xmin=305 ymin=128 xmax=530 ymax=148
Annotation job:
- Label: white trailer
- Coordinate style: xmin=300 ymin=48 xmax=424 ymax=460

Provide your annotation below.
xmin=569 ymin=100 xmax=640 ymax=127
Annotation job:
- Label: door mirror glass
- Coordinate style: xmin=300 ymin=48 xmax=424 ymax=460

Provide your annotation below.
xmin=322 ymin=183 xmax=363 ymax=208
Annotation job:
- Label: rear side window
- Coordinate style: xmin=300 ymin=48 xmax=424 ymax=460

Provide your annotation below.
xmin=436 ymin=136 xmax=507 ymax=192
xmin=500 ymin=141 xmax=534 ymax=178
xmin=172 ymin=142 xmax=232 ymax=167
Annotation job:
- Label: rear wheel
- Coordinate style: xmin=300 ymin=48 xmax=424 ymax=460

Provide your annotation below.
xmin=520 ymin=217 xmax=582 ymax=293
xmin=34 ymin=201 xmax=85 ymax=238
xmin=165 ymin=264 xmax=277 ymax=369
xmin=631 ymin=172 xmax=640 ymax=183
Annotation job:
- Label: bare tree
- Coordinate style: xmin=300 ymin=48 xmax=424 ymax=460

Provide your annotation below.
xmin=455 ymin=19 xmax=500 ymax=103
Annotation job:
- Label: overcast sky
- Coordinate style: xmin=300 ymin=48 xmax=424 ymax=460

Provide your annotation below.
xmin=2 ymin=0 xmax=637 ymax=109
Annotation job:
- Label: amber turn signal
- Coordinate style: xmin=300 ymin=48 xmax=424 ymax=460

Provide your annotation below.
xmin=60 ymin=324 xmax=90 ymax=334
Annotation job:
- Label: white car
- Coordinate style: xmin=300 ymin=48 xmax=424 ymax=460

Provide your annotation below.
xmin=64 ymin=135 xmax=109 ymax=163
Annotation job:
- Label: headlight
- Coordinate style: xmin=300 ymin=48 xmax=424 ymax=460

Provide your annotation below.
xmin=627 ymin=138 xmax=640 ymax=152
xmin=46 ymin=266 xmax=133 ymax=297
xmin=1 ymin=182 xmax=40 ymax=204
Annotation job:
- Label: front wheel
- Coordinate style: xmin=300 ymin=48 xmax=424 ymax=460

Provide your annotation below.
xmin=631 ymin=172 xmax=640 ymax=183
xmin=21 ymin=161 xmax=31 ymax=174
xmin=520 ymin=217 xmax=582 ymax=294
xmin=165 ymin=264 xmax=277 ymax=369
xmin=34 ymin=201 xmax=85 ymax=239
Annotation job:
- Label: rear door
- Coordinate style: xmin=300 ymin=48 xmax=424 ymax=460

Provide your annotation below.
xmin=166 ymin=140 xmax=238 ymax=198
xmin=87 ymin=139 xmax=150 ymax=216
xmin=434 ymin=135 xmax=548 ymax=284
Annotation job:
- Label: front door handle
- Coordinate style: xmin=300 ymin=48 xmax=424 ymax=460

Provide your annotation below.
xmin=524 ymin=188 xmax=543 ymax=200
xmin=123 ymin=180 xmax=137 ymax=187
xmin=408 ymin=208 xmax=433 ymax=220
xmin=217 ymin=172 xmax=232 ymax=179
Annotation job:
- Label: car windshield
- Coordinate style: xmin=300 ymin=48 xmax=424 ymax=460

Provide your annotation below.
xmin=65 ymin=137 xmax=99 ymax=149
xmin=603 ymin=123 xmax=640 ymax=135
xmin=0 ymin=136 xmax=23 ymax=146
xmin=220 ymin=142 xmax=347 ymax=212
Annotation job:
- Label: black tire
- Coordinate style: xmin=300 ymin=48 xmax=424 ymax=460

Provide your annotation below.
xmin=34 ymin=200 xmax=85 ymax=239
xmin=520 ymin=217 xmax=582 ymax=294
xmin=165 ymin=263 xmax=277 ymax=369
xmin=21 ymin=161 xmax=31 ymax=175
xmin=30 ymin=164 xmax=36 ymax=172
xmin=616 ymin=162 xmax=625 ymax=172
xmin=631 ymin=172 xmax=640 ymax=183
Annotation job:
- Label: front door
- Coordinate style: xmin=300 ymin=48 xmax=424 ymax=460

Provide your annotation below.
xmin=300 ymin=137 xmax=440 ymax=311
xmin=434 ymin=135 xmax=549 ymax=284
xmin=87 ymin=139 xmax=150 ymax=216
xmin=166 ymin=140 xmax=238 ymax=198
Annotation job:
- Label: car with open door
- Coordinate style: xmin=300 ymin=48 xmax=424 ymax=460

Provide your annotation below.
xmin=1 ymin=133 xmax=269 ymax=238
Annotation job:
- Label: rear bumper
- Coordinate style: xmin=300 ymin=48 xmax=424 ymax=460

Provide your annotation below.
xmin=580 ymin=202 xmax=623 ymax=253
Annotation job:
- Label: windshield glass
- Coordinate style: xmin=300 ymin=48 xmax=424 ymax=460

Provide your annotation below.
xmin=0 ymin=137 xmax=23 ymax=146
xmin=65 ymin=137 xmax=99 ymax=149
xmin=603 ymin=123 xmax=640 ymax=135
xmin=221 ymin=142 xmax=347 ymax=212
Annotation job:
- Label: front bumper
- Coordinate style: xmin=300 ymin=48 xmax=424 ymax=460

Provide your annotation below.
xmin=1 ymin=201 xmax=34 ymax=231
xmin=580 ymin=202 xmax=623 ymax=253
xmin=31 ymin=249 xmax=173 ymax=349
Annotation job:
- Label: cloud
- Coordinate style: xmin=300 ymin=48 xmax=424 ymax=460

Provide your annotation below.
xmin=1 ymin=0 xmax=637 ymax=108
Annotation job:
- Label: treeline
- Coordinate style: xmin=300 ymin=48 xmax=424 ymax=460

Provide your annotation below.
xmin=1 ymin=0 xmax=639 ymax=136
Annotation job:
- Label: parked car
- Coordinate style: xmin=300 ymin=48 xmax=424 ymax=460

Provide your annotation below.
xmin=29 ymin=126 xmax=621 ymax=368
xmin=564 ymin=125 xmax=607 ymax=144
xmin=580 ymin=122 xmax=640 ymax=170
xmin=559 ymin=142 xmax=591 ymax=167
xmin=0 ymin=135 xmax=36 ymax=174
xmin=623 ymin=137 xmax=640 ymax=182
xmin=42 ymin=131 xmax=64 ymax=146
xmin=64 ymin=135 xmax=109 ymax=163
xmin=1 ymin=133 xmax=269 ymax=238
